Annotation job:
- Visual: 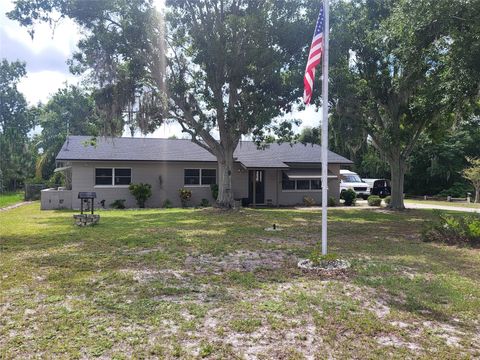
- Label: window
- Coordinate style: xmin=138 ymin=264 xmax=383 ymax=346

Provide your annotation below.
xmin=114 ymin=168 xmax=131 ymax=185
xmin=95 ymin=168 xmax=113 ymax=185
xmin=282 ymin=172 xmax=295 ymax=190
xmin=281 ymin=172 xmax=322 ymax=191
xmin=311 ymin=179 xmax=321 ymax=190
xmin=95 ymin=168 xmax=131 ymax=186
xmin=201 ymin=169 xmax=217 ymax=185
xmin=184 ymin=169 xmax=200 ymax=185
xmin=184 ymin=168 xmax=216 ymax=186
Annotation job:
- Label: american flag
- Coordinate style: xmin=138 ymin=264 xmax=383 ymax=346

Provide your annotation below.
xmin=303 ymin=4 xmax=325 ymax=104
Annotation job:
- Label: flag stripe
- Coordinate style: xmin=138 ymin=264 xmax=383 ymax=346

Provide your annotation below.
xmin=303 ymin=4 xmax=325 ymax=105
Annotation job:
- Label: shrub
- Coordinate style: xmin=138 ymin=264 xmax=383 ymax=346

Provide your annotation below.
xmin=303 ymin=196 xmax=316 ymax=206
xmin=210 ymin=184 xmax=219 ymax=200
xmin=162 ymin=199 xmax=173 ymax=208
xmin=437 ymin=181 xmax=474 ymax=198
xmin=341 ymin=189 xmax=356 ymax=206
xmin=422 ymin=212 xmax=480 ymax=246
xmin=178 ymin=188 xmax=192 ymax=207
xmin=328 ymin=197 xmax=337 ymax=207
xmin=367 ymin=195 xmax=382 ymax=206
xmin=110 ymin=199 xmax=126 ymax=209
xmin=384 ymin=196 xmax=391 ymax=206
xmin=128 ymin=183 xmax=152 ymax=208
xmin=200 ymin=198 xmax=210 ymax=207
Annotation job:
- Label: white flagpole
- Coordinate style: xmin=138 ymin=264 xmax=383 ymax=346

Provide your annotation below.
xmin=321 ymin=0 xmax=330 ymax=255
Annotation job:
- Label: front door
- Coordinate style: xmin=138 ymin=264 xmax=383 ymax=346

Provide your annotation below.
xmin=248 ymin=170 xmax=265 ymax=205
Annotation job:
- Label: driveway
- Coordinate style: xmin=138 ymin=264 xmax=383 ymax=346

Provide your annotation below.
xmin=405 ymin=202 xmax=480 ymax=213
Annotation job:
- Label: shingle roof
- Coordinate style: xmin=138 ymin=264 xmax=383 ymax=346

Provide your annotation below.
xmin=56 ymin=136 xmax=352 ymax=167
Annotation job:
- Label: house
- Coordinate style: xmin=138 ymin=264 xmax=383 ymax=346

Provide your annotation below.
xmin=41 ymin=136 xmax=352 ymax=209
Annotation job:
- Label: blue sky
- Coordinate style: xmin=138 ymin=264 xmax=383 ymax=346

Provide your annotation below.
xmin=0 ymin=0 xmax=321 ymax=138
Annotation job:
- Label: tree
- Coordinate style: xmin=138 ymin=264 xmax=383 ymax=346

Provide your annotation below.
xmin=0 ymin=59 xmax=35 ymax=190
xmin=463 ymin=158 xmax=480 ymax=203
xmin=9 ymin=0 xmax=311 ymax=208
xmin=405 ymin=116 xmax=480 ymax=196
xmin=35 ymin=85 xmax=102 ymax=179
xmin=328 ymin=0 xmax=480 ymax=209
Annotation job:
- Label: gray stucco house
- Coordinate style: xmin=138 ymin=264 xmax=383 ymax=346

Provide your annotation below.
xmin=41 ymin=136 xmax=352 ymax=209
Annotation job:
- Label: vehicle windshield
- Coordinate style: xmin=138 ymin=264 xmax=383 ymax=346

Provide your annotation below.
xmin=342 ymin=175 xmax=362 ymax=183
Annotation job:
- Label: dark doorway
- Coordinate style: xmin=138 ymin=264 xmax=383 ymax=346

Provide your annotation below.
xmin=248 ymin=170 xmax=265 ymax=205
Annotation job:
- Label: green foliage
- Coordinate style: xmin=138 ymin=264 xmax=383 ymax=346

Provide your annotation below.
xmin=178 ymin=188 xmax=192 ymax=208
xmin=110 ymin=199 xmax=126 ymax=209
xmin=367 ymin=196 xmax=382 ymax=207
xmin=34 ymin=85 xmax=102 ymax=179
xmin=384 ymin=196 xmax=392 ymax=206
xmin=7 ymin=0 xmax=313 ymax=208
xmin=437 ymin=182 xmax=474 ymax=198
xmin=462 ymin=158 xmax=480 ymax=203
xmin=329 ymin=0 xmax=480 ymax=209
xmin=303 ymin=196 xmax=316 ymax=207
xmin=341 ymin=189 xmax=357 ymax=206
xmin=405 ymin=118 xmax=480 ymax=196
xmin=199 ymin=198 xmax=210 ymax=207
xmin=128 ymin=183 xmax=152 ymax=208
xmin=422 ymin=212 xmax=480 ymax=246
xmin=162 ymin=199 xmax=173 ymax=209
xmin=328 ymin=197 xmax=337 ymax=207
xmin=0 ymin=59 xmax=36 ymax=190
xmin=210 ymin=184 xmax=218 ymax=201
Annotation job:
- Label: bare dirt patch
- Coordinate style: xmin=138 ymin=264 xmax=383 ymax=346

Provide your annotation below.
xmin=185 ymin=250 xmax=297 ymax=274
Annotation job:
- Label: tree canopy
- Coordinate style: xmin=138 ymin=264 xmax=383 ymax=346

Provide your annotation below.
xmin=0 ymin=59 xmax=35 ymax=190
xmin=8 ymin=0 xmax=313 ymax=207
xmin=327 ymin=0 xmax=480 ymax=209
xmin=34 ymin=85 xmax=103 ymax=180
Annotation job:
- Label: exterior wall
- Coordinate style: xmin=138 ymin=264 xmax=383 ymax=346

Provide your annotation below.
xmin=41 ymin=189 xmax=72 ymax=210
xmin=231 ymin=163 xmax=249 ymax=199
xmin=70 ymin=161 xmax=219 ymax=209
xmin=45 ymin=161 xmax=343 ymax=209
xmin=276 ymin=164 xmax=341 ymax=206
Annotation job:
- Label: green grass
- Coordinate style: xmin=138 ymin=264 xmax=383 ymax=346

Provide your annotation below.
xmin=0 ymin=191 xmax=24 ymax=208
xmin=1 ymin=204 xmax=480 ymax=358
xmin=405 ymin=199 xmax=480 ymax=209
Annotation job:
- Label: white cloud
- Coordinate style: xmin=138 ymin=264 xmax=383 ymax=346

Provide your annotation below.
xmin=17 ymin=71 xmax=79 ymax=105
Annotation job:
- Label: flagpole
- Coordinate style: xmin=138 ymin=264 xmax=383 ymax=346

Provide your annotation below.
xmin=321 ymin=0 xmax=329 ymax=255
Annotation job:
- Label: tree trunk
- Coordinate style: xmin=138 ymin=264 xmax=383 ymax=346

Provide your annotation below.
xmin=388 ymin=154 xmax=406 ymax=210
xmin=216 ymin=148 xmax=235 ymax=208
xmin=475 ymin=187 xmax=479 ymax=204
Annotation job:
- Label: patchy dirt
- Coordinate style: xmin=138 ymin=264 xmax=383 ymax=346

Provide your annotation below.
xmin=377 ymin=335 xmax=420 ymax=351
xmin=119 ymin=268 xmax=186 ymax=283
xmin=185 ymin=250 xmax=297 ymax=274
xmin=0 ymin=201 xmax=32 ymax=211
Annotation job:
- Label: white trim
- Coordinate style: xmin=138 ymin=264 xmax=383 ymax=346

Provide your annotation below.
xmin=94 ymin=185 xmax=130 ymax=188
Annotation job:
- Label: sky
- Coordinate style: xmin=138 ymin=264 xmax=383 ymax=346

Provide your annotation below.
xmin=0 ymin=0 xmax=321 ymax=139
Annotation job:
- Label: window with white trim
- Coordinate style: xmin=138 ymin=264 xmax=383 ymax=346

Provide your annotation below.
xmin=281 ymin=172 xmax=321 ymax=191
xmin=184 ymin=168 xmax=217 ymax=186
xmin=95 ymin=168 xmax=131 ymax=186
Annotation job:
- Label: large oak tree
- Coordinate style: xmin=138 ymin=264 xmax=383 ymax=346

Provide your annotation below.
xmin=9 ymin=0 xmax=313 ymax=207
xmin=328 ymin=0 xmax=480 ymax=209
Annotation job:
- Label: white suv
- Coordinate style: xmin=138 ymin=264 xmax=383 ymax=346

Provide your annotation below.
xmin=339 ymin=169 xmax=370 ymax=200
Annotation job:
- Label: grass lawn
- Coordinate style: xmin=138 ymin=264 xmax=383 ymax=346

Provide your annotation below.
xmin=405 ymin=199 xmax=480 ymax=209
xmin=0 ymin=191 xmax=24 ymax=208
xmin=1 ymin=204 xmax=479 ymax=359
